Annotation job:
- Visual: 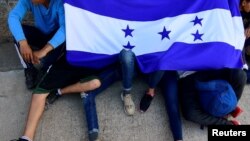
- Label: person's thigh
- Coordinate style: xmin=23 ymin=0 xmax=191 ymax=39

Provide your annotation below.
xmin=34 ymin=57 xmax=100 ymax=93
xmin=22 ymin=25 xmax=50 ymax=49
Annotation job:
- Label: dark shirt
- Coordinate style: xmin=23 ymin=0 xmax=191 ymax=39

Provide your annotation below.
xmin=241 ymin=11 xmax=250 ymax=29
xmin=241 ymin=11 xmax=250 ymax=63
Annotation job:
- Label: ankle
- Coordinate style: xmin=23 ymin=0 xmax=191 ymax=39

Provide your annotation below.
xmin=57 ymin=89 xmax=62 ymax=95
xmin=89 ymin=131 xmax=99 ymax=141
xmin=123 ymin=89 xmax=131 ymax=96
xmin=230 ymin=120 xmax=241 ymax=125
xmin=230 ymin=106 xmax=243 ymax=118
xmin=21 ymin=136 xmax=32 ymax=141
xmin=146 ymin=89 xmax=155 ymax=97
xmin=147 ymin=92 xmax=155 ymax=97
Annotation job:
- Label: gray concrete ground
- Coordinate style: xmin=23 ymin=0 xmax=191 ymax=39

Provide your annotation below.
xmin=0 ymin=43 xmax=250 ymax=141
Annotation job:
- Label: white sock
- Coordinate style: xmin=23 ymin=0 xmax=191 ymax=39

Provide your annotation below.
xmin=21 ymin=136 xmax=32 ymax=141
xmin=57 ymin=89 xmax=62 ymax=95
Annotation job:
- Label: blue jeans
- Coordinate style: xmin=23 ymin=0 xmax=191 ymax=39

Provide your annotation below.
xmin=160 ymin=71 xmax=183 ymax=141
xmin=15 ymin=25 xmax=65 ymax=70
xmin=81 ymin=66 xmax=121 ymax=137
xmin=119 ymin=49 xmax=164 ymax=90
xmin=147 ymin=70 xmax=165 ymax=88
xmin=119 ymin=49 xmax=135 ymax=90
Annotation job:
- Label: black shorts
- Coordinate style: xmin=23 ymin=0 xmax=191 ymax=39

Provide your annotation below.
xmin=33 ymin=56 xmax=103 ymax=94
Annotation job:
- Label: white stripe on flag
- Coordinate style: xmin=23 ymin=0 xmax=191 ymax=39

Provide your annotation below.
xmin=65 ymin=3 xmax=245 ymax=56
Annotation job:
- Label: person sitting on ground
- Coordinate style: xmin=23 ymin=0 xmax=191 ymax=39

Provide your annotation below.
xmin=8 ymin=0 xmax=66 ymax=89
xmin=178 ymin=68 xmax=246 ymax=126
xmin=11 ymin=55 xmax=120 ymax=141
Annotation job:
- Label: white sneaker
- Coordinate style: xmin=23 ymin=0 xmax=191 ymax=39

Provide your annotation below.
xmin=121 ymin=93 xmax=135 ymax=116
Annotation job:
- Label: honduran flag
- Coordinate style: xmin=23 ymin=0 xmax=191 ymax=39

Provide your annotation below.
xmin=65 ymin=0 xmax=245 ymax=73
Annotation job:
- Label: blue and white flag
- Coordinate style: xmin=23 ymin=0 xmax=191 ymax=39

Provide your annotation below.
xmin=65 ymin=0 xmax=245 ymax=73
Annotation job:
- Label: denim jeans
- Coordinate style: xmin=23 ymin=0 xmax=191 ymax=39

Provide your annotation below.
xmin=160 ymin=71 xmax=183 ymax=141
xmin=15 ymin=25 xmax=65 ymax=70
xmin=147 ymin=70 xmax=165 ymax=88
xmin=81 ymin=66 xmax=121 ymax=137
xmin=119 ymin=49 xmax=164 ymax=90
xmin=119 ymin=49 xmax=135 ymax=90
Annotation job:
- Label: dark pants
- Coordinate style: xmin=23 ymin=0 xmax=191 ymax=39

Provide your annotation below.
xmin=160 ymin=71 xmax=183 ymax=141
xmin=179 ymin=69 xmax=246 ymax=125
xmin=15 ymin=25 xmax=65 ymax=70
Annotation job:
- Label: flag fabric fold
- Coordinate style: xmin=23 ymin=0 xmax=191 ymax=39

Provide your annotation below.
xmin=65 ymin=0 xmax=245 ymax=73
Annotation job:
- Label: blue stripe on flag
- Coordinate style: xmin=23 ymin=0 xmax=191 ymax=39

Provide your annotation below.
xmin=64 ymin=0 xmax=241 ymax=21
xmin=228 ymin=0 xmax=241 ymax=17
xmin=66 ymin=42 xmax=243 ymax=73
xmin=137 ymin=42 xmax=243 ymax=72
xmin=66 ymin=52 xmax=119 ymax=69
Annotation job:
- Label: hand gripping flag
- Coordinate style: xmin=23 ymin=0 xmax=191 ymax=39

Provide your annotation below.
xmin=65 ymin=0 xmax=245 ymax=73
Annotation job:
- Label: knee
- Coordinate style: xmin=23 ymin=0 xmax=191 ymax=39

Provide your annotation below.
xmin=119 ymin=49 xmax=135 ymax=64
xmin=79 ymin=78 xmax=101 ymax=92
xmin=89 ymin=79 xmax=101 ymax=90
xmin=232 ymin=69 xmax=247 ymax=85
xmin=32 ymin=93 xmax=48 ymax=102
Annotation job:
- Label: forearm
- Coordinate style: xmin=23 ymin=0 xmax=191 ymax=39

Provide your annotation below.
xmin=48 ymin=27 xmax=66 ymax=48
xmin=48 ymin=3 xmax=66 ymax=48
xmin=19 ymin=39 xmax=28 ymax=46
xmin=32 ymin=43 xmax=53 ymax=64
xmin=41 ymin=43 xmax=54 ymax=56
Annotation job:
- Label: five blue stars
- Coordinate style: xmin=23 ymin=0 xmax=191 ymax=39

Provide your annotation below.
xmin=121 ymin=18 xmax=205 ymax=48
xmin=192 ymin=30 xmax=204 ymax=41
xmin=191 ymin=16 xmax=203 ymax=26
xmin=158 ymin=26 xmax=171 ymax=40
xmin=122 ymin=25 xmax=134 ymax=38
xmin=123 ymin=41 xmax=135 ymax=49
